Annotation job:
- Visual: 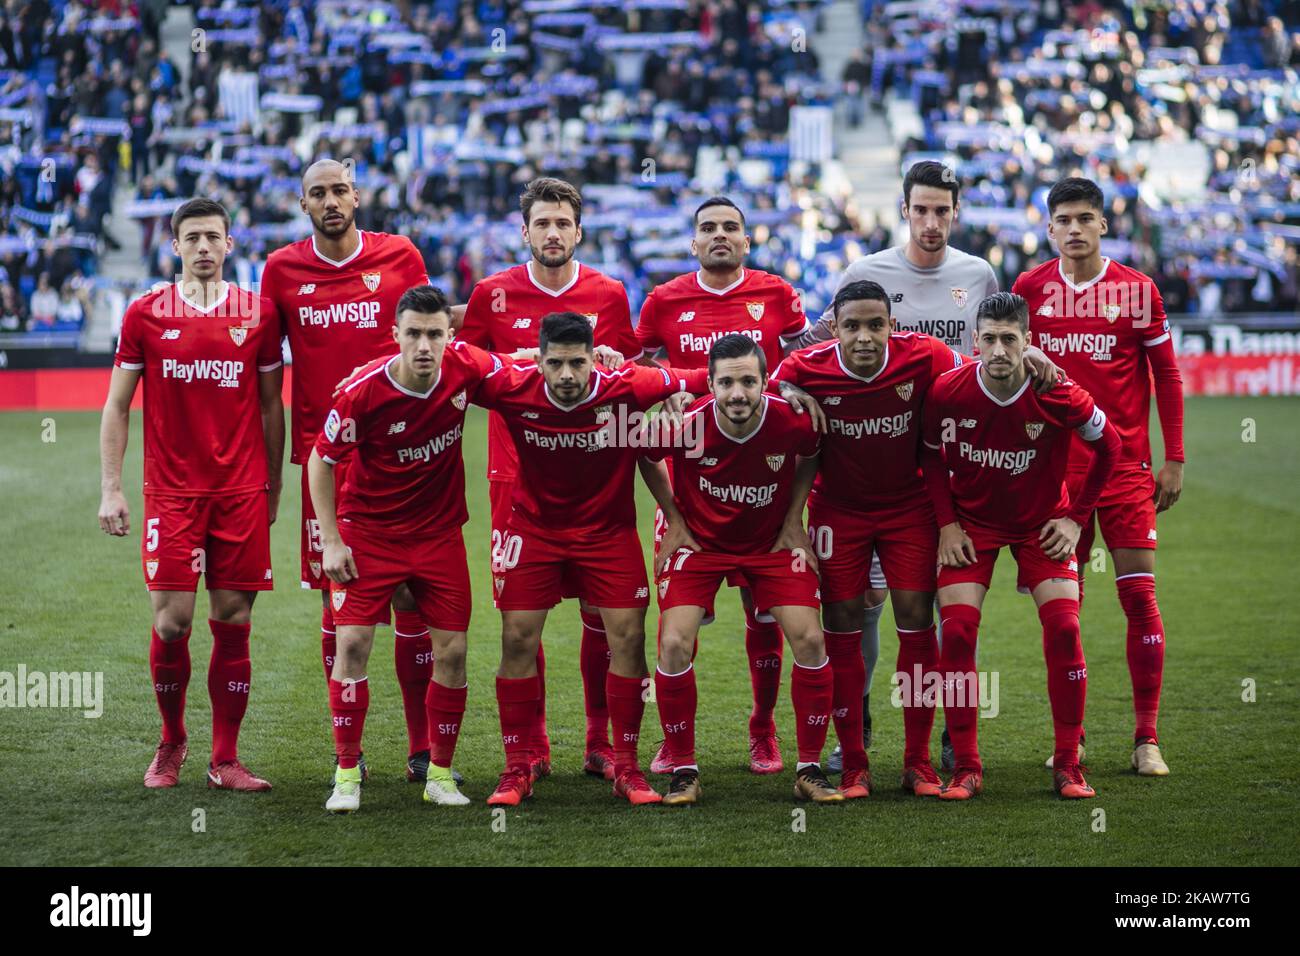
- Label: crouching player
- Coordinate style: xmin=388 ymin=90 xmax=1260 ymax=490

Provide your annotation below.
xmin=920 ymin=293 xmax=1120 ymax=800
xmin=643 ymin=333 xmax=841 ymax=805
xmin=309 ymin=286 xmax=501 ymax=812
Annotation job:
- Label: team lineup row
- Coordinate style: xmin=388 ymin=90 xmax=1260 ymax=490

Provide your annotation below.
xmin=96 ymin=161 xmax=1184 ymax=810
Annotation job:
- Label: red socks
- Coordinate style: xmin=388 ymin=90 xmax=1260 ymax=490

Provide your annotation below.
xmin=328 ymin=677 xmax=369 ymax=770
xmin=1039 ymin=598 xmax=1087 ymax=770
xmin=579 ymin=609 xmax=612 ymax=750
xmin=938 ymin=604 xmax=982 ymax=772
xmin=207 ymin=619 xmax=251 ymax=765
xmin=606 ymin=672 xmax=648 ymax=775
xmin=497 ymin=675 xmax=540 ymax=775
xmin=1117 ymin=573 xmax=1164 ymax=742
xmin=655 ymin=665 xmax=698 ymax=767
xmin=896 ymin=625 xmax=940 ymax=767
xmin=149 ymin=627 xmax=191 ymax=745
xmin=790 ymin=658 xmax=834 ymax=763
xmin=744 ymin=608 xmax=782 ymax=737
xmin=393 ymin=610 xmax=433 ymax=757
xmin=532 ymin=644 xmax=550 ymax=761
xmin=824 ymin=630 xmax=868 ymax=772
xmin=320 ymin=604 xmax=336 ymax=681
xmin=425 ymin=679 xmax=467 ymax=769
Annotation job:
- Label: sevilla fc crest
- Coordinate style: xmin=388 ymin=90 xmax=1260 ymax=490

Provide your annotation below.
xmin=766 ymin=454 xmax=786 ymax=472
xmin=309 ymin=561 xmax=322 ymax=578
xmin=583 ymin=313 xmax=599 ymax=328
xmin=1025 ymin=421 xmax=1044 ymax=440
xmin=951 ymin=288 xmax=968 ymax=308
xmin=332 ymin=589 xmax=346 ymax=611
xmin=228 ymin=326 xmax=248 ymax=346
xmin=746 ymin=301 xmax=765 ymax=321
xmin=494 ymin=576 xmax=505 ymax=595
xmin=452 ymin=390 xmax=467 ymax=411
xmin=1104 ymin=304 xmax=1121 ymax=323
xmin=895 ymin=380 xmax=914 ymax=401
xmin=594 ymin=404 xmax=613 ymax=424
xmin=146 ymin=560 xmax=159 ymax=580
xmin=362 ymin=272 xmax=381 ymax=293
xmin=658 ymin=578 xmax=670 ymax=599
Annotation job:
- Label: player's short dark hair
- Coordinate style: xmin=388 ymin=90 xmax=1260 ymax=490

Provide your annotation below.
xmin=832 ymin=279 xmax=891 ymax=320
xmin=395 ymin=285 xmax=450 ymax=325
xmin=903 ymin=160 xmax=959 ymax=206
xmin=975 ymin=292 xmax=1029 ymax=333
xmin=708 ymin=332 xmax=766 ymax=378
xmin=539 ymin=311 xmax=593 ymax=352
xmin=694 ymin=196 xmax=746 ymax=227
xmin=170 ymin=197 xmax=230 ymax=238
xmin=1047 ymin=177 xmax=1105 ymax=214
xmin=520 ymin=177 xmax=582 ymax=227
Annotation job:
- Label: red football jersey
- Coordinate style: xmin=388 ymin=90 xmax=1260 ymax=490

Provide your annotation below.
xmin=260 ymin=230 xmax=430 ymax=464
xmin=313 ymin=340 xmax=502 ymax=536
xmin=771 ymin=333 xmax=964 ymax=512
xmin=635 ymin=268 xmax=809 ymax=371
xmin=650 ymin=395 xmax=821 ymax=554
xmin=474 ymin=361 xmax=706 ymax=535
xmin=114 ymin=282 xmax=282 ymax=496
xmin=921 ymin=362 xmax=1108 ymax=544
xmin=459 ymin=261 xmax=641 ymax=482
xmin=1012 ymin=256 xmax=1171 ymax=470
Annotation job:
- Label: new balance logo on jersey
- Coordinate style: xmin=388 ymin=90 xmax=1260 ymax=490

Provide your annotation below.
xmin=1037 ymin=331 xmax=1116 ymax=361
xmin=829 ymin=411 xmax=913 ymax=439
xmin=680 ymin=328 xmax=761 ymax=353
xmin=960 ymin=418 xmax=976 ymax=428
xmin=957 ymin=443 xmax=1038 ymax=476
xmin=635 ymin=587 xmax=649 ymax=599
xmin=700 ymin=457 xmax=718 ymax=466
xmin=397 ymin=423 xmax=464 ymax=463
xmin=677 ymin=311 xmax=695 ymax=322
xmin=160 ymin=328 xmax=180 ymax=340
xmin=890 ymin=293 xmax=904 ymax=303
xmin=512 ymin=318 xmax=532 ymax=329
xmin=161 ymin=358 xmax=246 ymax=387
xmin=698 ymin=476 xmax=777 ymax=506
xmin=522 ymin=411 xmax=539 ymax=419
xmin=298 ymin=284 xmax=317 ymax=295
xmin=823 ymin=396 xmax=842 ymax=405
xmin=297 ymin=301 xmax=382 ymax=329
xmin=1148 ymin=529 xmax=1158 ymax=541
xmin=1037 ymin=305 xmax=1054 ymax=317
xmin=388 ymin=421 xmax=407 ymax=435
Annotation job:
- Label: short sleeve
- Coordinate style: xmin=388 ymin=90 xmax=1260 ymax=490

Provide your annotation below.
xmin=255 ymin=296 xmax=283 ymax=371
xmin=114 ymin=299 xmax=145 ymax=369
xmin=927 ymin=337 xmax=965 ymax=381
xmin=769 ymin=354 xmax=799 ymax=387
xmin=1062 ymin=382 xmax=1107 ymax=440
xmin=453 ymin=341 xmax=504 ymax=395
xmin=458 ymin=283 xmax=494 ymax=349
xmin=779 ymin=281 xmax=809 ymax=337
xmin=315 ymin=389 xmax=363 ymax=466
xmin=634 ymin=289 xmax=664 ymax=351
xmin=401 ymin=240 xmax=431 ymax=288
xmin=983 ymin=261 xmax=1000 ymax=297
xmin=600 ymin=284 xmax=642 ymax=360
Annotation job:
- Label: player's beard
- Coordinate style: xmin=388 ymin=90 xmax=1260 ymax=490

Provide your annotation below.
xmin=913 ymin=230 xmax=946 ymax=253
xmin=314 ymin=207 xmax=354 ymax=239
xmin=700 ymin=243 xmax=742 ymax=273
xmin=722 ymin=396 xmax=759 ymax=425
xmin=984 ymin=358 xmax=1016 ymax=380
xmin=531 ymin=240 xmax=574 ymax=269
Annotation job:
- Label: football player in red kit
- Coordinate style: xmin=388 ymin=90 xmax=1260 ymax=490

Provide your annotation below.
xmin=635 ymin=197 xmax=812 ymax=778
xmin=260 ymin=159 xmax=439 ymax=783
xmin=99 ymin=198 xmax=282 ymax=792
xmin=1013 ymin=177 xmax=1184 ymax=776
xmin=920 ymin=293 xmax=1121 ymax=800
xmin=457 ymin=178 xmax=643 ymax=782
xmin=309 ymin=287 xmax=506 ymax=812
xmin=642 ymin=333 xmax=842 ymax=805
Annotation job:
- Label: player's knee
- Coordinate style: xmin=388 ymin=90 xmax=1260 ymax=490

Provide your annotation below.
xmin=500 ymin=626 xmax=539 ymax=663
xmin=437 ymin=639 xmax=467 ymax=673
xmin=153 ymin=615 xmax=191 ymax=642
xmin=657 ymin=629 xmax=693 ymax=668
xmin=822 ymin=599 xmax=863 ymax=633
xmin=786 ymin=627 xmax=826 ymax=666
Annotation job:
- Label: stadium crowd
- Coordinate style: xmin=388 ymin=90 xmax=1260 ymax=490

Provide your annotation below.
xmin=0 ymin=0 xmax=1297 ymax=337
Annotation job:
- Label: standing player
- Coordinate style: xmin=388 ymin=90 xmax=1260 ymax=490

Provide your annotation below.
xmin=919 ymin=293 xmax=1121 ymax=800
xmin=260 ymin=159 xmax=437 ymax=783
xmin=470 ymin=313 xmax=708 ymax=807
xmin=1013 ymin=177 xmax=1184 ymax=776
xmin=457 ymin=178 xmax=643 ymax=782
xmin=790 ymin=161 xmax=999 ymax=771
xmin=643 ymin=334 xmax=841 ymax=805
xmin=634 ymin=196 xmax=812 ymax=777
xmin=309 ymin=287 xmax=501 ymax=812
xmin=98 ymin=197 xmax=282 ymax=791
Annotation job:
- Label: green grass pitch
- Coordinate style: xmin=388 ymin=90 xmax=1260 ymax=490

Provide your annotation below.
xmin=1 ymin=398 xmax=1297 ymax=866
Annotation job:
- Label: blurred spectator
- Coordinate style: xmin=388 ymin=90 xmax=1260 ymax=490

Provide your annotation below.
xmin=28 ymin=274 xmax=58 ymax=329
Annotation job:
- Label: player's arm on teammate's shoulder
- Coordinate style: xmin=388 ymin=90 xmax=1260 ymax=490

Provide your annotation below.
xmin=772 ymin=452 xmax=820 ymax=574
xmin=448 ymin=303 xmax=466 ymax=331
xmin=1145 ymin=292 xmax=1184 ymax=512
xmin=1021 ymin=342 xmax=1064 ymax=393
xmin=98 ymin=364 xmax=141 ymax=536
xmin=770 ymin=375 xmax=827 ymax=433
xmin=259 ymin=365 xmax=285 ymax=525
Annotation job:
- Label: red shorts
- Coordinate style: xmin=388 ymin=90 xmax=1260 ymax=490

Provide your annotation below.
xmin=937 ymin=532 xmax=1079 ymax=594
xmin=494 ymin=523 xmax=650 ymax=611
xmin=807 ymin=495 xmax=937 ymax=601
xmin=142 ymin=492 xmax=272 ymax=592
xmin=657 ymin=549 xmax=821 ymax=614
xmin=300 ymin=460 xmax=349 ymax=590
xmin=1068 ymin=464 xmax=1158 ymax=554
xmin=330 ymin=522 xmax=471 ymax=631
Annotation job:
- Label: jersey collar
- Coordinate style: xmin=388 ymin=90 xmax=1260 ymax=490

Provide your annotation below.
xmin=176 ymin=281 xmax=230 ymax=314
xmin=713 ymin=394 xmax=769 ymax=444
xmin=975 ymin=362 xmax=1031 ymax=407
xmin=311 ymin=230 xmax=365 ymax=268
xmin=384 ymin=356 xmax=441 ymax=399
xmin=834 ymin=339 xmax=890 ymax=383
xmin=1057 ymin=256 xmax=1111 ymax=293
xmin=527 ymin=259 xmax=581 ymax=297
xmin=695 ymin=268 xmax=746 ymax=295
